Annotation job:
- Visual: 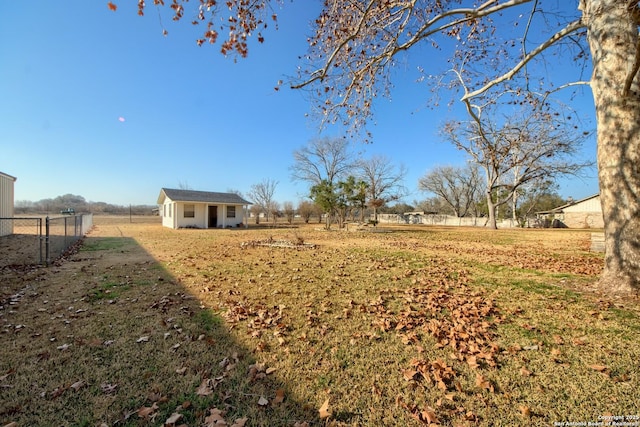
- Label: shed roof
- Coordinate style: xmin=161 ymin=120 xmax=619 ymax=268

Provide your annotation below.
xmin=536 ymin=194 xmax=599 ymax=215
xmin=158 ymin=188 xmax=252 ymax=205
xmin=0 ymin=171 xmax=17 ymax=181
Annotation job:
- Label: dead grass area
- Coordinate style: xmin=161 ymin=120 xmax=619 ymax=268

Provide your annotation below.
xmin=1 ymin=216 xmax=638 ymax=426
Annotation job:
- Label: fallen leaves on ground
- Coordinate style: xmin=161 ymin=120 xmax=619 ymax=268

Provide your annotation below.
xmin=519 ymin=405 xmax=532 ymax=417
xmin=475 ymin=373 xmax=495 ymax=393
xmin=319 ymin=398 xmax=332 ymax=419
xmin=365 ymin=275 xmax=504 ymax=422
xmin=422 ymin=242 xmax=602 ymax=276
xmin=272 ymin=388 xmax=285 ymax=406
xmin=519 ymin=366 xmax=533 ymax=377
xmin=3 ymin=218 xmax=631 ymax=427
xmin=137 ymin=402 xmax=159 ymax=419
xmin=100 ymin=383 xmax=118 ymax=394
xmin=204 ymin=408 xmax=247 ymax=427
xmin=164 ymin=412 xmax=182 ymax=425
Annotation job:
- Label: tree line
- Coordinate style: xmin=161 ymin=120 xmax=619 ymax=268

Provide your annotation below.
xmin=245 ymin=136 xmax=572 ymax=229
xmin=15 ymin=194 xmax=157 ymax=216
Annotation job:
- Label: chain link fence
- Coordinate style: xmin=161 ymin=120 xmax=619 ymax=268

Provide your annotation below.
xmin=0 ymin=214 xmax=93 ymax=267
xmin=45 ymin=214 xmax=93 ymax=264
xmin=0 ymin=217 xmax=43 ymax=266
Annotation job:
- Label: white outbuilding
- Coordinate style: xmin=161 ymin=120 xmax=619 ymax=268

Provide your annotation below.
xmin=0 ymin=171 xmax=17 ymax=237
xmin=536 ymin=194 xmax=603 ymax=228
xmin=157 ymin=188 xmax=252 ymax=229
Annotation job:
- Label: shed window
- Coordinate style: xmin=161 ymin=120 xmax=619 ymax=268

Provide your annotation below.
xmin=227 ymin=206 xmax=236 ymax=218
xmin=184 ymin=204 xmax=195 ymax=218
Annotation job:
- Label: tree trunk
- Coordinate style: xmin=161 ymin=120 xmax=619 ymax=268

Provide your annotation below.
xmin=583 ymin=0 xmax=640 ymax=293
xmin=486 ymin=192 xmax=498 ymax=229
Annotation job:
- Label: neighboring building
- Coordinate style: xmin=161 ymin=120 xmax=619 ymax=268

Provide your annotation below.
xmin=157 ymin=188 xmax=252 ymax=229
xmin=0 ymin=171 xmax=17 ymax=237
xmin=536 ymin=194 xmax=603 ymax=228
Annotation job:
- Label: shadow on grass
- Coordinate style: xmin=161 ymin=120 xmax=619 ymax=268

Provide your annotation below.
xmin=0 ymin=234 xmax=316 ymax=426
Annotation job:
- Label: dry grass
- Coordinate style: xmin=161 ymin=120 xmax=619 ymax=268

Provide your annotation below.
xmin=1 ymin=216 xmax=638 ymax=426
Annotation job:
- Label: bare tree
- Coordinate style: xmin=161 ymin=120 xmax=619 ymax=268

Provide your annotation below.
xmin=418 ymin=164 xmax=482 ymax=218
xmin=177 ymin=181 xmax=192 ymax=190
xmin=380 ymin=202 xmax=415 ymax=215
xmin=226 ymin=188 xmax=244 ymax=197
xmin=442 ymin=105 xmax=593 ymax=229
xmin=267 ymin=201 xmax=280 ymax=226
xmin=247 ymin=179 xmax=278 ymax=222
xmin=133 ymin=0 xmax=640 ymax=291
xmin=250 ymin=204 xmax=262 ymax=225
xmin=282 ymin=201 xmax=295 ymax=224
xmin=515 ymin=180 xmax=565 ymax=227
xmin=290 ymin=137 xmax=355 ymax=187
xmin=357 ymin=155 xmax=408 ymax=224
xmin=297 ymin=200 xmax=316 ymax=224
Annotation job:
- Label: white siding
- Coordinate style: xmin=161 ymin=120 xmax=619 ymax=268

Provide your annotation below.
xmin=0 ymin=172 xmax=16 ymax=236
xmin=564 ymin=196 xmax=601 ymax=213
xmin=160 ymin=200 xmax=246 ymax=229
xmin=220 ymin=205 xmax=244 ymax=228
xmin=562 ymin=196 xmax=603 ymax=228
xmin=174 ymin=203 xmax=208 ymax=229
xmin=161 ymin=201 xmax=176 ymax=229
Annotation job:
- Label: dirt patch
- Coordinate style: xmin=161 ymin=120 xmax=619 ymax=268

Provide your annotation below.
xmin=0 ymin=233 xmax=42 ymax=267
xmin=240 ymin=238 xmax=317 ymax=249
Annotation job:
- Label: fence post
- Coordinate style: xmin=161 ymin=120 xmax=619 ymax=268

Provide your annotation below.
xmin=38 ymin=218 xmax=43 ymax=265
xmin=45 ymin=216 xmax=50 ymax=266
xmin=64 ymin=216 xmax=69 ymax=249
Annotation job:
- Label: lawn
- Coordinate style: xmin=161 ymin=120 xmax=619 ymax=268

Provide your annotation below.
xmin=1 ymin=216 xmax=638 ymax=426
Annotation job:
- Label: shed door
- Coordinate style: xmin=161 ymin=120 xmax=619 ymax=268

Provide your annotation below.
xmin=208 ymin=206 xmax=218 ymax=228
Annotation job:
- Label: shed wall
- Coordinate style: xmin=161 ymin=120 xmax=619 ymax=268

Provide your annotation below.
xmin=160 ymin=200 xmax=246 ymax=229
xmin=0 ymin=173 xmax=16 ymax=236
xmin=161 ymin=201 xmax=176 ymax=229
xmin=174 ymin=203 xmax=208 ymax=229
xmin=563 ymin=197 xmax=601 ymax=213
xmin=563 ymin=212 xmax=604 ymax=229
xmin=219 ymin=205 xmax=245 ymax=228
xmin=562 ymin=196 xmax=603 ymax=228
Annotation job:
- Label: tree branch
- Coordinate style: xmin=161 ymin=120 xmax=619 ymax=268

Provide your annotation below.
xmin=462 ymin=19 xmax=585 ymax=101
xmin=293 ymin=0 xmax=533 ymax=90
xmin=623 ymin=37 xmax=640 ymax=98
xmin=291 ymin=0 xmax=377 ymax=89
xmin=407 ymin=0 xmax=530 ymax=47
xmin=521 ymin=0 xmax=539 ymax=90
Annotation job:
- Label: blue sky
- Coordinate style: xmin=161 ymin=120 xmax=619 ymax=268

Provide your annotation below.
xmin=0 ymin=1 xmax=598 ymax=206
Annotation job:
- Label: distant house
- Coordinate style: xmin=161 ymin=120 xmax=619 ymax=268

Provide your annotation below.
xmin=0 ymin=171 xmax=17 ymax=237
xmin=536 ymin=194 xmax=603 ymax=228
xmin=157 ymin=188 xmax=252 ymax=229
